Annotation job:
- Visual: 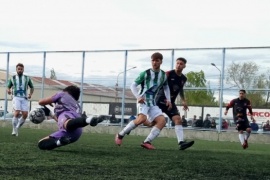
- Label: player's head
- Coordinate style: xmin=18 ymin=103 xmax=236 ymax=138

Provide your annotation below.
xmin=63 ymin=85 xmax=81 ymax=101
xmin=151 ymin=52 xmax=163 ymax=70
xmin=16 ymin=63 xmax=24 ymax=76
xmin=239 ymin=89 xmax=246 ymax=99
xmin=175 ymin=57 xmax=186 ymax=72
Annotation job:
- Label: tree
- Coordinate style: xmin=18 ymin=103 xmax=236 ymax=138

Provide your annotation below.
xmin=226 ymin=62 xmax=267 ymax=107
xmin=184 ymin=70 xmax=216 ymax=106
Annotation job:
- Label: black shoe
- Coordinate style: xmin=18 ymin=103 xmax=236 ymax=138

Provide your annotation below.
xmin=88 ymin=116 xmax=99 ymax=126
xmin=89 ymin=116 xmax=104 ymax=126
xmin=179 ymin=141 xmax=194 ymax=150
xmin=59 ymin=136 xmax=71 ymax=145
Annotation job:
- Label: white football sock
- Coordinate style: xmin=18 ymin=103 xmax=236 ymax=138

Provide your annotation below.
xmin=16 ymin=117 xmax=25 ymax=128
xmin=239 ymin=134 xmax=245 ymax=145
xmin=144 ymin=126 xmax=161 ymax=143
xmin=86 ymin=115 xmax=94 ymax=124
xmin=245 ymin=132 xmax=250 ymax=140
xmin=175 ymin=125 xmax=184 ymax=143
xmin=12 ymin=117 xmax=18 ymax=129
xmin=119 ymin=121 xmax=136 ymax=136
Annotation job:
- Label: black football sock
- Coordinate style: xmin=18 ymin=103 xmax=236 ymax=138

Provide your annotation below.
xmin=66 ymin=117 xmax=88 ymax=131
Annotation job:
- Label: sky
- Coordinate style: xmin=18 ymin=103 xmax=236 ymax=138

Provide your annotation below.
xmin=0 ymin=0 xmax=270 ymax=51
xmin=1 ymin=0 xmax=270 ymax=102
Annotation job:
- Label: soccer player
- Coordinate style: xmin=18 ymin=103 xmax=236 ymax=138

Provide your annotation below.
xmin=224 ymin=89 xmax=254 ymax=149
xmin=37 ymin=85 xmax=102 ymax=150
xmin=154 ymin=57 xmax=194 ymax=150
xmin=7 ymin=63 xmax=34 ymax=136
xmin=115 ymin=52 xmax=172 ymax=150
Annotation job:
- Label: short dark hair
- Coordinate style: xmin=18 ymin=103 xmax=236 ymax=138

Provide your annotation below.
xmin=151 ymin=52 xmax=163 ymax=60
xmin=176 ymin=57 xmax=187 ymax=64
xmin=239 ymin=89 xmax=246 ymax=94
xmin=16 ymin=63 xmax=24 ymax=68
xmin=63 ymin=85 xmax=81 ymax=101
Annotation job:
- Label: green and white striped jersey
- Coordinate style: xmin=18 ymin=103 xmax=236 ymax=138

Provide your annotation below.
xmin=133 ymin=68 xmax=168 ymax=106
xmin=7 ymin=75 xmax=34 ymax=98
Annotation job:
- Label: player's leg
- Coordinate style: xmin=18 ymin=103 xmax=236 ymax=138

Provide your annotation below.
xmin=237 ymin=120 xmax=248 ymax=149
xmin=141 ymin=106 xmax=165 ymax=150
xmin=11 ymin=97 xmax=22 ymax=136
xmin=115 ymin=104 xmax=148 ymax=146
xmin=171 ymin=115 xmax=195 ymax=150
xmin=38 ymin=114 xmax=83 ymax=150
xmin=38 ymin=129 xmax=82 ymax=150
xmin=16 ymin=98 xmax=29 ymax=130
xmin=244 ymin=121 xmax=251 ymax=148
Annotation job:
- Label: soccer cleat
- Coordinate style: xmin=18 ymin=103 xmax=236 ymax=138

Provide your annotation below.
xmin=242 ymin=140 xmax=248 ymax=149
xmin=87 ymin=116 xmax=99 ymax=127
xmin=245 ymin=140 xmax=248 ymax=148
xmin=88 ymin=116 xmax=104 ymax=127
xmin=141 ymin=141 xmax=155 ymax=150
xmin=59 ymin=136 xmax=71 ymax=146
xmin=11 ymin=128 xmax=18 ymax=137
xmin=179 ymin=141 xmax=195 ymax=150
xmin=115 ymin=134 xmax=123 ymax=146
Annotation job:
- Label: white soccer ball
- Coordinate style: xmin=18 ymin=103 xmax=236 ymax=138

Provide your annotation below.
xmin=29 ymin=108 xmax=46 ymax=124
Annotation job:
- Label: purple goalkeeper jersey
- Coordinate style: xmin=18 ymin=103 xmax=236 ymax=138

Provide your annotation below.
xmin=51 ymin=91 xmax=81 ymax=119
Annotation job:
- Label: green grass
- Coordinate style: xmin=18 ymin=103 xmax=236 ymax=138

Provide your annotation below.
xmin=1 ymin=127 xmax=270 ymax=180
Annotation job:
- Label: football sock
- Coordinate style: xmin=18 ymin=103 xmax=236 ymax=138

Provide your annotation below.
xmin=12 ymin=117 xmax=18 ymax=129
xmin=245 ymin=132 xmax=250 ymax=140
xmin=119 ymin=121 xmax=136 ymax=136
xmin=144 ymin=126 xmax=161 ymax=143
xmin=175 ymin=125 xmax=184 ymax=143
xmin=239 ymin=134 xmax=245 ymax=145
xmin=16 ymin=117 xmax=25 ymax=128
xmin=66 ymin=117 xmax=88 ymax=131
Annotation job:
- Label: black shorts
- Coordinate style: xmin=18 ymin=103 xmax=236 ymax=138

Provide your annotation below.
xmin=236 ymin=119 xmax=251 ymax=131
xmin=157 ymin=101 xmax=179 ymax=120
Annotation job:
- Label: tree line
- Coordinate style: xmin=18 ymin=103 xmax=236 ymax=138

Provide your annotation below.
xmin=185 ymin=62 xmax=270 ymax=108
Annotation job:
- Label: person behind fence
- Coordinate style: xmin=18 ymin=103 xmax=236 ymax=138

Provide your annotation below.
xmin=195 ymin=116 xmax=203 ymax=127
xmin=210 ymin=119 xmax=216 ymax=129
xmin=250 ymin=119 xmax=259 ymax=132
xmin=181 ymin=115 xmax=188 ymax=127
xmin=224 ymin=89 xmax=253 ymax=149
xmin=191 ymin=115 xmax=197 ymax=127
xmin=37 ymin=85 xmax=103 ymax=150
xmin=222 ymin=119 xmax=228 ymax=130
xmin=263 ymin=120 xmax=270 ymax=131
xmin=115 ymin=52 xmax=172 ymax=150
xmin=7 ymin=63 xmax=34 ymax=137
xmin=203 ymin=114 xmax=211 ymax=128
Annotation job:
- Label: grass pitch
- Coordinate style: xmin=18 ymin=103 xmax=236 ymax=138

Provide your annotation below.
xmin=0 ymin=127 xmax=270 ymax=180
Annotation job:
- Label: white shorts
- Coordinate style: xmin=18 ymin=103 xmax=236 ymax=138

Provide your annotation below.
xmin=12 ymin=96 xmax=29 ymax=112
xmin=137 ymin=103 xmax=163 ymax=123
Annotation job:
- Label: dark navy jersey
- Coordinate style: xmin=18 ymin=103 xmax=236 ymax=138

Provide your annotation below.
xmin=156 ymin=70 xmax=187 ymax=103
xmin=226 ymin=98 xmax=253 ymax=120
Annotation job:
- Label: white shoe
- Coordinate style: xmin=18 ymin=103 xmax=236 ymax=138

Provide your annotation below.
xmin=11 ymin=128 xmax=18 ymax=136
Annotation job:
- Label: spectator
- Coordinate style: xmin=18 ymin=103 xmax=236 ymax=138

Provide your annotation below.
xmin=110 ymin=114 xmax=118 ymax=123
xmin=195 ymin=116 xmax=203 ymax=127
xmin=203 ymin=114 xmax=211 ymax=128
xmin=181 ymin=115 xmax=188 ymax=127
xmin=263 ymin=120 xmax=270 ymax=131
xmin=210 ymin=119 xmax=216 ymax=129
xmin=250 ymin=119 xmax=259 ymax=132
xmin=222 ymin=119 xmax=228 ymax=130
xmin=191 ymin=115 xmax=197 ymax=127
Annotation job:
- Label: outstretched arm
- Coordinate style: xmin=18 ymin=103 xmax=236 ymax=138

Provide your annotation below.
xmin=39 ymin=96 xmax=54 ymax=106
xmin=224 ymin=100 xmax=234 ymax=115
xmin=163 ymin=84 xmax=172 ymax=109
